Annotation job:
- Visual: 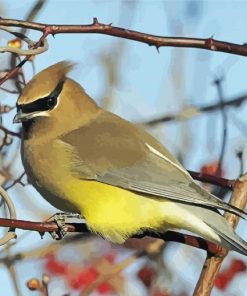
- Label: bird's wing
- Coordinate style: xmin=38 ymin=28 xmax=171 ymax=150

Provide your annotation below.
xmin=61 ymin=110 xmax=244 ymax=216
xmin=95 ymin=152 xmax=244 ymax=216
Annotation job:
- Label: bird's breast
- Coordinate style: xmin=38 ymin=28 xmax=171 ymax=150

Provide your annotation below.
xmin=21 ymin=138 xmax=80 ymax=212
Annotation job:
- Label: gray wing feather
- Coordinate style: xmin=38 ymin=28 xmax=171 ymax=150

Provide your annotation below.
xmin=95 ymin=153 xmax=244 ymax=216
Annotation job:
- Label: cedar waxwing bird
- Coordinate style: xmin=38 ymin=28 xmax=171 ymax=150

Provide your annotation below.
xmin=14 ymin=61 xmax=247 ymax=255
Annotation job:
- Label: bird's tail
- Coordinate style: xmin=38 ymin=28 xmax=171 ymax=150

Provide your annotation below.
xmin=177 ymin=203 xmax=247 ymax=256
xmin=207 ymin=222 xmax=247 ymax=256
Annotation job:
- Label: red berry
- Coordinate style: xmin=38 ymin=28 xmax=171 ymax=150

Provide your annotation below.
xmin=70 ymin=266 xmax=99 ymax=289
xmin=45 ymin=255 xmax=67 ymax=275
xmin=97 ymin=282 xmax=112 ymax=294
xmin=138 ymin=266 xmax=156 ymax=287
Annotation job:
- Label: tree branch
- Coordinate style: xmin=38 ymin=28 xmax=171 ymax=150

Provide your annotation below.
xmin=0 ymin=217 xmax=222 ymax=254
xmin=0 ymin=17 xmax=247 ymax=56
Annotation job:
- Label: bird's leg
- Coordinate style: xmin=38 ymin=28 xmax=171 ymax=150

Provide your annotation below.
xmin=47 ymin=212 xmax=83 ymax=240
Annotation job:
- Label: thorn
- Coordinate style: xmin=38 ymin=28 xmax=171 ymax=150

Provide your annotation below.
xmin=155 ymin=45 xmax=160 ymax=53
xmin=39 ymin=232 xmax=45 ymax=239
xmin=93 ymin=17 xmax=99 ymax=25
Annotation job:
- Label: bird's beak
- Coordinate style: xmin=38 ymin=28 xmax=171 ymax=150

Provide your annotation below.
xmin=13 ymin=110 xmax=34 ymax=123
xmin=13 ymin=109 xmax=49 ymax=123
xmin=13 ymin=110 xmax=25 ymax=123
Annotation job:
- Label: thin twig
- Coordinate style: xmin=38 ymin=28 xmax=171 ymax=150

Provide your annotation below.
xmin=42 ymin=274 xmax=49 ymax=296
xmin=4 ymin=172 xmax=26 ymax=191
xmin=0 ymin=186 xmax=17 ymax=245
xmin=214 ymin=78 xmax=228 ymax=176
xmin=8 ymin=264 xmax=21 ymax=296
xmin=0 ymin=57 xmax=30 ymax=86
xmin=0 ymin=86 xmax=19 ymax=94
xmin=9 ymin=0 xmax=47 ymax=93
xmin=0 ymin=25 xmax=35 ymax=45
xmin=143 ymin=92 xmax=247 ymax=125
xmin=188 ymin=170 xmax=235 ymax=190
xmin=0 ymin=126 xmax=21 ymax=138
xmin=0 ymin=38 xmax=48 ymax=56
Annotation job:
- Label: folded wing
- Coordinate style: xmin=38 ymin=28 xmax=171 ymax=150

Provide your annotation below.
xmin=61 ymin=110 xmax=245 ymax=217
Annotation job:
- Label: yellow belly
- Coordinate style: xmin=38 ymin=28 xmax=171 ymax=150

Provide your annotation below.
xmin=62 ymin=179 xmax=173 ymax=243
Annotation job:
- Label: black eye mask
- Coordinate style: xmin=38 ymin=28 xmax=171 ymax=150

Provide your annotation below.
xmin=17 ymin=80 xmax=64 ymax=113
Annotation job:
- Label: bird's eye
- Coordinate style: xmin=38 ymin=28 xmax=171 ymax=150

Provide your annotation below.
xmin=18 ymin=81 xmax=64 ymax=115
xmin=46 ymin=96 xmax=57 ymax=109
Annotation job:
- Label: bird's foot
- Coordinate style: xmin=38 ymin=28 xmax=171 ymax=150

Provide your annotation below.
xmin=47 ymin=212 xmax=83 ymax=240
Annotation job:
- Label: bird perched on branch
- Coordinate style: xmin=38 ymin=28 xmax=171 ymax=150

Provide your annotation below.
xmin=14 ymin=62 xmax=247 ymax=255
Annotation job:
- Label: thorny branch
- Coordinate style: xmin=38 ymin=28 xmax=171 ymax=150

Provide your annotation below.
xmin=0 ymin=17 xmax=247 ymax=87
xmin=0 ymin=17 xmax=247 ymax=57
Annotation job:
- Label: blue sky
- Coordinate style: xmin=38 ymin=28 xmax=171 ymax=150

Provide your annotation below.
xmin=1 ymin=1 xmax=247 ymax=295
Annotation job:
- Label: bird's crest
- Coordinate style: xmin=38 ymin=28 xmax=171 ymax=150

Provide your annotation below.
xmin=18 ymin=61 xmax=75 ymax=105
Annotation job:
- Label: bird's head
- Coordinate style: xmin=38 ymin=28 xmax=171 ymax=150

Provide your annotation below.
xmin=14 ymin=61 xmax=99 ymax=131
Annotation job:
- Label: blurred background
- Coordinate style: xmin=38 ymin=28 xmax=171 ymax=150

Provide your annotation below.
xmin=0 ymin=0 xmax=247 ymax=295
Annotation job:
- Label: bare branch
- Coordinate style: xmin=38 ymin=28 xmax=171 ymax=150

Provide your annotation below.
xmin=0 ymin=17 xmax=247 ymax=56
